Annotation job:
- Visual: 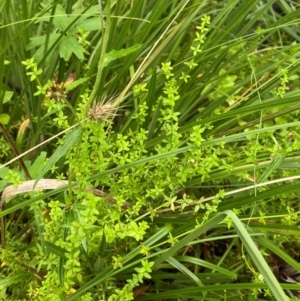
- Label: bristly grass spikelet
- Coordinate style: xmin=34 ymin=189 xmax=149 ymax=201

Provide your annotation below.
xmin=88 ymin=95 xmax=118 ymax=122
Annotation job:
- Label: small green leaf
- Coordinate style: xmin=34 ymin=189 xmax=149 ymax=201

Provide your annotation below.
xmin=3 ymin=91 xmax=13 ymax=104
xmin=93 ymin=257 xmax=104 ymax=273
xmin=0 ymin=166 xmax=9 ymax=180
xmin=0 ymin=114 xmax=10 ymax=125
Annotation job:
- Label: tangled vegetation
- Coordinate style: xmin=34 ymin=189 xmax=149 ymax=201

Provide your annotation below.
xmin=1 ymin=0 xmax=300 ymax=300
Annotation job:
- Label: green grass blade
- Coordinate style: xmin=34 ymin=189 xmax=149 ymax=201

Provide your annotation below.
xmin=166 ymin=256 xmax=205 ymax=288
xmin=257 ymin=150 xmax=288 ymax=184
xmin=175 ymin=256 xmax=236 ymax=279
xmin=256 ymin=235 xmax=300 ymax=272
xmin=154 ymin=213 xmax=226 ymax=268
xmin=224 ymin=210 xmax=287 ymax=301
xmin=0 ymin=273 xmax=32 ymax=289
xmin=44 ymin=241 xmax=67 ymax=259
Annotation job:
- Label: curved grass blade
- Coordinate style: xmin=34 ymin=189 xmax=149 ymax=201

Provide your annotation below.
xmin=174 ymin=256 xmax=236 ymax=279
xmin=135 ymin=283 xmax=297 ymax=300
xmin=0 ymin=273 xmax=32 ymax=290
xmin=224 ymin=210 xmax=287 ymax=301
xmin=153 ymin=213 xmax=227 ymax=268
xmin=167 ymin=256 xmax=205 ymax=288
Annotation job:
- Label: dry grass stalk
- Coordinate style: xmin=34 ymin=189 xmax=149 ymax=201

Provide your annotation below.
xmin=1 ymin=179 xmax=117 ymax=207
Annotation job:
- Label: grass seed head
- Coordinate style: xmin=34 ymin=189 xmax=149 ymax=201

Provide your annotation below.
xmin=88 ymin=97 xmax=117 ymax=122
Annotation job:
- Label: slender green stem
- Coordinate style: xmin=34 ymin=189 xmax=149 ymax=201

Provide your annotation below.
xmin=87 ymin=0 xmax=111 ymax=108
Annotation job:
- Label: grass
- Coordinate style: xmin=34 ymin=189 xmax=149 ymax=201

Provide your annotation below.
xmin=1 ymin=0 xmax=300 ymax=300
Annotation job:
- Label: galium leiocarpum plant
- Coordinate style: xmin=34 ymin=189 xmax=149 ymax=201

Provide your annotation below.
xmin=2 ymin=1 xmax=300 ymax=300
xmin=30 ymin=16 xmax=214 ymax=300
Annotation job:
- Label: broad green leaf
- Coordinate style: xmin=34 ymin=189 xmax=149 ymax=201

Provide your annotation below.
xmin=26 ymin=34 xmax=60 ymax=63
xmin=59 ymin=35 xmax=85 ymax=61
xmin=29 ymin=151 xmax=47 ymax=178
xmin=0 ymin=180 xmax=8 ymax=191
xmin=51 ymin=4 xmax=68 ymax=32
xmin=72 ymin=5 xmax=100 ymax=18
xmin=74 ymin=17 xmax=102 ymax=32
xmin=69 ymin=6 xmax=101 ymax=33
xmin=38 ymin=4 xmax=101 ymax=33
xmin=26 ymin=34 xmax=61 ymax=50
xmin=38 ymin=4 xmax=68 ymax=31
